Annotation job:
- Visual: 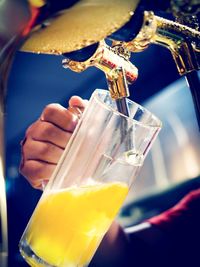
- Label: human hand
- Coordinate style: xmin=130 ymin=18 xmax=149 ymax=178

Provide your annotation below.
xmin=20 ymin=96 xmax=88 ymax=189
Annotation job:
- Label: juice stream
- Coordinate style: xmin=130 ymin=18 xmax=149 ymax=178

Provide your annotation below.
xmin=23 ymin=181 xmax=128 ymax=267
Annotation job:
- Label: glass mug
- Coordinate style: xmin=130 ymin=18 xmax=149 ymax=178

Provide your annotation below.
xmin=19 ymin=89 xmax=162 ymax=267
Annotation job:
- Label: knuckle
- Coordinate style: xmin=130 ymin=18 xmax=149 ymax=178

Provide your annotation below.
xmin=25 ymin=122 xmax=35 ymax=136
xmin=38 ymin=142 xmax=50 ymax=156
xmin=42 ymin=104 xmax=61 ymax=120
xmin=21 ymin=160 xmax=55 ymax=189
xmin=20 ymin=160 xmax=43 ymax=180
xmin=31 ymin=183 xmax=42 ymax=190
xmin=21 ymin=137 xmax=32 ymax=156
xmin=22 ymin=138 xmax=34 ymax=154
xmin=25 ymin=119 xmax=42 ymax=138
xmin=42 ymin=123 xmax=55 ymax=138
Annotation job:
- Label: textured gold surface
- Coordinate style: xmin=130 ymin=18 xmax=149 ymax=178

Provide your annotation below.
xmin=22 ymin=0 xmax=139 ymax=54
xmin=153 ymin=16 xmax=200 ymax=75
xmin=124 ymin=11 xmax=157 ymax=52
xmin=62 ymin=41 xmax=138 ymax=99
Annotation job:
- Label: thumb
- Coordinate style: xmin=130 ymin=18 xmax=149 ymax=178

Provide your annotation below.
xmin=69 ymin=96 xmax=88 ymax=110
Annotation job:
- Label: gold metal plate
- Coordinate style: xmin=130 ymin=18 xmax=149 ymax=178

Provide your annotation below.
xmin=21 ymin=0 xmax=139 ymax=54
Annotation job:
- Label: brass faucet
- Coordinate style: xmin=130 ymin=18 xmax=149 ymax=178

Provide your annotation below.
xmin=62 ymin=40 xmax=138 ymax=100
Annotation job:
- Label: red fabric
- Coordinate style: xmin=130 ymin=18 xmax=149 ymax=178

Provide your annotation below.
xmin=148 ymin=188 xmax=200 ymax=233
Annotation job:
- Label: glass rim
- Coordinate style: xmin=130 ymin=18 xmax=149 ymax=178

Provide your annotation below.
xmin=92 ymin=89 xmax=162 ymax=130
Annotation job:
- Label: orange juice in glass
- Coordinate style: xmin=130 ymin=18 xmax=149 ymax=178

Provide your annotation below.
xmin=19 ymin=89 xmax=161 ymax=267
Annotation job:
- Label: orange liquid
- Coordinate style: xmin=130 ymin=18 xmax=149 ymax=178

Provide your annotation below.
xmin=25 ymin=181 xmax=128 ymax=266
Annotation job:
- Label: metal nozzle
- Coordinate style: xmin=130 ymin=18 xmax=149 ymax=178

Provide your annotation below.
xmin=62 ymin=40 xmax=138 ymax=100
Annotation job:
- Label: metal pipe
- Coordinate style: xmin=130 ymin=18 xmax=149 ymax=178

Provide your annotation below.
xmin=185 ymin=71 xmax=200 ymax=129
xmin=116 ymin=98 xmax=130 ymax=117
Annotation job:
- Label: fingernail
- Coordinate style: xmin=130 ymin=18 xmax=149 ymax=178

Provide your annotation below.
xmin=68 ymin=106 xmax=83 ymax=119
